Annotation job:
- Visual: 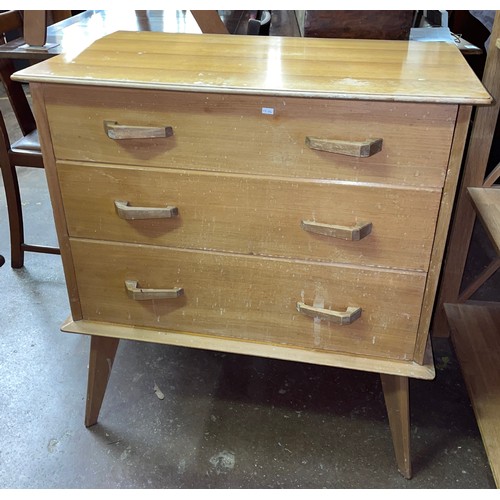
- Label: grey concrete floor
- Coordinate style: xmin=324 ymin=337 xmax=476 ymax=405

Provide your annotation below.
xmin=0 ymin=92 xmax=496 ymax=489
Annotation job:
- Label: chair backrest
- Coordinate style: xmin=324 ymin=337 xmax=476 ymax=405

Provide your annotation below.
xmin=0 ymin=59 xmax=36 ymax=138
xmin=301 ymin=11 xmax=416 ymax=40
xmin=0 ymin=10 xmax=37 ymax=139
xmin=190 ymin=11 xmax=229 ymax=34
xmin=0 ymin=10 xmax=23 ymax=41
xmin=7 ymin=10 xmax=72 ymax=47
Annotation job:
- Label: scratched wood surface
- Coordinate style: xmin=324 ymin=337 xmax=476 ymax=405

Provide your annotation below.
xmin=43 ymin=86 xmax=458 ymax=188
xmin=13 ymin=31 xmax=491 ymax=104
xmin=61 ymin=317 xmax=435 ymax=379
xmin=70 ymin=238 xmax=426 ymax=361
xmin=57 ymin=161 xmax=441 ymax=271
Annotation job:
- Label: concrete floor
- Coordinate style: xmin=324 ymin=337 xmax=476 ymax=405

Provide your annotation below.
xmin=0 ymin=92 xmax=496 ymax=488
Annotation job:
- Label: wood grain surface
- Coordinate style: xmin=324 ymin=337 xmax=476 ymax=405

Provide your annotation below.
xmin=57 ymin=162 xmax=441 ymax=271
xmin=70 ymin=238 xmax=427 ymax=361
xmin=13 ymin=31 xmax=491 ymax=104
xmin=44 ymin=86 xmax=458 ymax=188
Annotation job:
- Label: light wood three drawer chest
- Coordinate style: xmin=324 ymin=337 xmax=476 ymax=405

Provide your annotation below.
xmin=14 ymin=31 xmax=491 ymax=478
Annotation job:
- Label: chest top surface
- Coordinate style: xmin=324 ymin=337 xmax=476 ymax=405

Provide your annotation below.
xmin=13 ymin=30 xmax=490 ymax=105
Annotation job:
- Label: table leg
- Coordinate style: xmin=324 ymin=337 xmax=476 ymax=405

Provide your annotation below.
xmin=85 ymin=335 xmax=120 ymax=427
xmin=380 ymin=373 xmax=412 ymax=479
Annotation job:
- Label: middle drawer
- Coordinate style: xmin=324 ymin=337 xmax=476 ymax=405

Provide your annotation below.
xmin=58 ymin=162 xmax=441 ymax=271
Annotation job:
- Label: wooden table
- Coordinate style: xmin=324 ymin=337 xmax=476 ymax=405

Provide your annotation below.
xmin=0 ymin=10 xmax=204 ymax=61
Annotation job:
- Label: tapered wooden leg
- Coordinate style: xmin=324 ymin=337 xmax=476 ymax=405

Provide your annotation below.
xmin=85 ymin=335 xmax=120 ymax=427
xmin=380 ymin=374 xmax=412 ymax=479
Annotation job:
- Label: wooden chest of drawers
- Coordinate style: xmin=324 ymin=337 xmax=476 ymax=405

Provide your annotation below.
xmin=14 ymin=31 xmax=490 ymax=478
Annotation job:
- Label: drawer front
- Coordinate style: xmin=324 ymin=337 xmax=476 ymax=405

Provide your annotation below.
xmin=59 ymin=162 xmax=441 ymax=271
xmin=45 ymin=85 xmax=457 ymax=187
xmin=71 ymin=239 xmax=427 ymax=360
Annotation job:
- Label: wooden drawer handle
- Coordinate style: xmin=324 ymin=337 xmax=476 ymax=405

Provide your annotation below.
xmin=115 ymin=200 xmax=178 ymax=220
xmin=301 ymin=220 xmax=372 ymax=241
xmin=125 ymin=280 xmax=183 ymax=300
xmin=297 ymin=302 xmax=362 ymax=325
xmin=305 ymin=136 xmax=383 ymax=157
xmin=104 ymin=120 xmax=174 ymax=140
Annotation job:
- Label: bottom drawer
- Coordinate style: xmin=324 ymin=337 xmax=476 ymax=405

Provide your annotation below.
xmin=71 ymin=239 xmax=426 ymax=361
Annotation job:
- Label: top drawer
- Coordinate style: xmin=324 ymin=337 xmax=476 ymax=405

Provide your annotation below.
xmin=43 ymin=85 xmax=457 ymax=187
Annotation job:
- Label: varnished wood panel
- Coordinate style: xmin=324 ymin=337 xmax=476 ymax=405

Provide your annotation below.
xmin=12 ymin=31 xmax=491 ymax=104
xmin=58 ymin=162 xmax=442 ymax=271
xmin=45 ymin=86 xmax=457 ymax=188
xmin=70 ymin=239 xmax=427 ymax=361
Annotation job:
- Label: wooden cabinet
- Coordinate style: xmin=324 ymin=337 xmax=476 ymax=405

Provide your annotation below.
xmin=13 ymin=31 xmax=490 ymax=478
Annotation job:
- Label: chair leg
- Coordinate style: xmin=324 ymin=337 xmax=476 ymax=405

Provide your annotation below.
xmin=0 ymin=162 xmax=24 ymax=268
xmin=380 ymin=373 xmax=412 ymax=479
xmin=85 ymin=335 xmax=120 ymax=427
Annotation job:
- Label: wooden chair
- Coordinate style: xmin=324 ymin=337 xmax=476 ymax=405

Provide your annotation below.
xmin=190 ymin=11 xmax=229 ymax=34
xmin=299 ymin=11 xmax=416 ymax=40
xmin=0 ymin=10 xmax=60 ymax=267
